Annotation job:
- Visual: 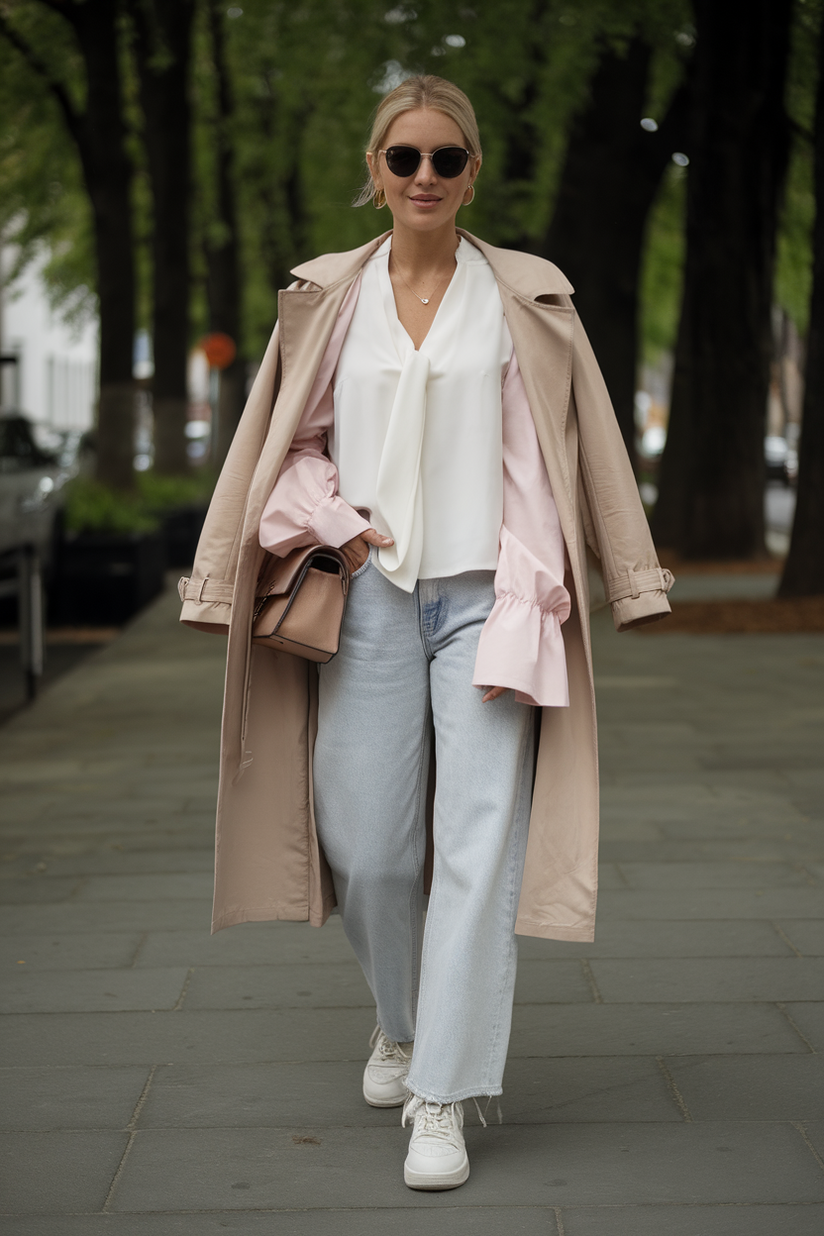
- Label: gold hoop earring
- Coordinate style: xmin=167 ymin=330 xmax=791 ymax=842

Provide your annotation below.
xmin=373 ymin=187 xmax=386 ymax=209
xmin=464 ymin=183 xmax=476 ymax=206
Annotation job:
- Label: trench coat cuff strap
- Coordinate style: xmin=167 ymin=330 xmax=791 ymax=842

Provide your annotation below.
xmin=179 ymin=576 xmax=235 ymax=604
xmin=179 ymin=576 xmax=234 ymax=632
xmin=605 ymin=567 xmax=674 ymax=603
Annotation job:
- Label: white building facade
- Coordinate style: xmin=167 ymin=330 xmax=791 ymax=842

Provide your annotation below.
xmin=0 ymin=246 xmax=98 ymax=431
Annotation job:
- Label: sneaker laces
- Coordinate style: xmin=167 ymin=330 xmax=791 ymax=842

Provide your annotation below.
xmin=402 ymin=1093 xmax=463 ymax=1137
xmin=369 ymin=1026 xmax=412 ymax=1065
xmin=402 ymin=1092 xmax=501 ymax=1130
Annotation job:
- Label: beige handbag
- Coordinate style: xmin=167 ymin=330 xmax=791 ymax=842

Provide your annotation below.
xmin=252 ymin=545 xmax=350 ymax=662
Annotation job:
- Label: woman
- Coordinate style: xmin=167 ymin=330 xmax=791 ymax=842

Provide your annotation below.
xmin=180 ymin=76 xmax=672 ymax=1192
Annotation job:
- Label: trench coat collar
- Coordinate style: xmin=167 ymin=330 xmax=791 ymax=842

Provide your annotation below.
xmin=290 ymin=228 xmax=574 ymax=300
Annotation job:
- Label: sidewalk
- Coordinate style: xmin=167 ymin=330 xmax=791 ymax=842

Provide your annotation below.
xmin=1 ymin=580 xmax=823 ymax=1233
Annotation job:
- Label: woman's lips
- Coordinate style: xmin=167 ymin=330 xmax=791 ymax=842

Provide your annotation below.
xmin=409 ymin=195 xmax=441 ymax=207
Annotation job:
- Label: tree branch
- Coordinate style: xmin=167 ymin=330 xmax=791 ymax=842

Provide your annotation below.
xmin=0 ymin=12 xmax=80 ymax=135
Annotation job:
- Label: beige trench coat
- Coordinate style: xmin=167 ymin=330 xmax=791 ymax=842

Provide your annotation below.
xmin=180 ymin=229 xmax=673 ymax=943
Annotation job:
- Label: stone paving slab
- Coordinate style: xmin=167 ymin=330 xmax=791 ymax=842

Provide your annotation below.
xmin=598 ymin=840 xmax=824 ymax=864
xmin=783 ymin=1003 xmax=824 ymax=1051
xmin=0 ymin=1211 xmax=557 ymax=1236
xmin=588 ymin=957 xmax=824 ymax=1003
xmin=74 ymin=874 xmax=215 ymax=902
xmin=0 ymin=877 xmax=85 ymax=904
xmin=614 ymin=860 xmax=817 ymax=888
xmin=595 ymin=888 xmax=824 ymax=919
xmin=515 ymin=960 xmax=598 ymax=1003
xmin=134 ymin=921 xmax=357 ymax=967
xmin=804 ymin=1121 xmax=824 ymax=1158
xmin=499 ymin=1057 xmax=680 ymax=1123
xmin=0 ymin=932 xmax=144 ymax=970
xmin=182 ymin=962 xmax=374 ymax=1010
xmin=509 ymin=1001 xmax=808 ymax=1056
xmin=20 ymin=850 xmax=215 ymax=877
xmin=778 ymin=920 xmax=824 ymax=954
xmin=0 ymin=1065 xmax=151 ymax=1130
xmin=518 ymin=920 xmax=795 ymax=959
xmin=108 ymin=1122 xmax=824 ymax=1212
xmin=560 ymin=1202 xmax=824 ymax=1236
xmin=0 ymin=1130 xmax=129 ymax=1213
xmin=137 ymin=1060 xmax=404 ymax=1129
xmin=664 ymin=1055 xmax=824 ymax=1120
xmin=0 ymin=966 xmax=190 ymax=1013
xmin=0 ymin=900 xmax=211 ymax=935
xmin=0 ymin=1008 xmax=377 ymax=1067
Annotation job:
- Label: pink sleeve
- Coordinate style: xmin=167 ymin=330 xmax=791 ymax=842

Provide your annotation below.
xmin=472 ymin=347 xmax=571 ymax=707
xmin=259 ymin=275 xmax=372 ymax=556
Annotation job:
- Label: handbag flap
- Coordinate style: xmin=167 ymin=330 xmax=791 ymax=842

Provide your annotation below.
xmin=256 ymin=545 xmax=348 ymax=599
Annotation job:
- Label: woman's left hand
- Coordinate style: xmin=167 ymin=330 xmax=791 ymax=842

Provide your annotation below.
xmin=481 ymin=686 xmax=509 ymax=703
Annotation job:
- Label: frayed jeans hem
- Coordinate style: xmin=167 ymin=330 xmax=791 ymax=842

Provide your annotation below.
xmin=405 ymin=1083 xmax=503 ymax=1105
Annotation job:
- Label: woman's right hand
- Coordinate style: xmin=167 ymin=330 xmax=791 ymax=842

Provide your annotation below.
xmin=340 ymin=528 xmax=394 ymax=574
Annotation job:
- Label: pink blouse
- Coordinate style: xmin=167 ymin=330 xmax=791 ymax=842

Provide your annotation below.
xmin=259 ymin=274 xmax=571 ymax=707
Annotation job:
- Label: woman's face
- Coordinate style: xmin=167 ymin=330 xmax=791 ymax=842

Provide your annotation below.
xmin=367 ymin=107 xmax=480 ymax=236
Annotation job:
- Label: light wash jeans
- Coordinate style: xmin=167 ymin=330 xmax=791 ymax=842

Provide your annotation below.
xmin=314 ymin=551 xmax=534 ymax=1103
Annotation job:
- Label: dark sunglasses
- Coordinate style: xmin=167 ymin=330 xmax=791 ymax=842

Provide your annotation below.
xmin=379 ymin=145 xmax=471 ymax=179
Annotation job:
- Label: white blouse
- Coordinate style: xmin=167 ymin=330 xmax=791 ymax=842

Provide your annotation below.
xmin=328 ymin=235 xmax=511 ymax=592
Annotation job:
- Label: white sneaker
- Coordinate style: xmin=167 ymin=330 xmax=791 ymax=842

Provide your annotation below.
xmin=402 ymin=1093 xmax=470 ymax=1190
xmin=362 ymin=1027 xmax=412 ymax=1108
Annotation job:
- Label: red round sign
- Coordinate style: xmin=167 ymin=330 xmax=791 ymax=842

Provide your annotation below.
xmin=199 ymin=332 xmax=237 ymax=370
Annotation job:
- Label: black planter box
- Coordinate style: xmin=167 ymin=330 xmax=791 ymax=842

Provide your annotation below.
xmin=52 ymin=531 xmax=166 ymax=625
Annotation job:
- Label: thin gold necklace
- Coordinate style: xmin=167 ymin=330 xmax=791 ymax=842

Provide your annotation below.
xmin=390 ymin=251 xmax=455 ymax=305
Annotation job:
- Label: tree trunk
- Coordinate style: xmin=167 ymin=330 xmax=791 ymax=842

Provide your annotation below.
xmin=652 ymin=0 xmax=793 ymax=558
xmin=0 ymin=1 xmax=139 ymax=488
xmin=205 ymin=0 xmax=244 ymax=468
xmin=75 ymin=5 xmax=137 ymax=490
xmin=543 ymin=37 xmax=690 ymax=470
xmin=779 ymin=15 xmax=824 ymax=596
xmin=129 ymin=0 xmax=194 ymax=476
xmin=256 ymin=94 xmax=311 ymax=303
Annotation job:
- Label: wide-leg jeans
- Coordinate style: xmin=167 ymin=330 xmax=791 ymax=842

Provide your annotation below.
xmin=314 ymin=552 xmax=534 ymax=1103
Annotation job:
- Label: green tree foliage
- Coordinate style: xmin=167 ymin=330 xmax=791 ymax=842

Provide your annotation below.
xmin=775 ymin=0 xmax=820 ymax=335
xmin=0 ymin=14 xmax=95 ymax=327
xmin=3 ymin=0 xmax=816 ymax=505
xmin=3 ymin=0 xmax=699 ymax=361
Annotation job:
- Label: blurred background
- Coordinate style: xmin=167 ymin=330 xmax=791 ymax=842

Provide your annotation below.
xmin=0 ymin=0 xmax=822 ymax=710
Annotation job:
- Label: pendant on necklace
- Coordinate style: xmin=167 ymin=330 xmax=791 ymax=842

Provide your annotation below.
xmin=421 ymin=297 xmax=429 ymax=305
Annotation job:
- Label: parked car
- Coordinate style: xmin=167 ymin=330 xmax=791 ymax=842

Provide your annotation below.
xmin=764 ymin=435 xmax=798 ymax=485
xmin=0 ymin=412 xmax=71 ymax=570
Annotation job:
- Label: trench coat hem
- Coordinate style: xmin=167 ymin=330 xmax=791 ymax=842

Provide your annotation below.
xmin=514 ymin=915 xmax=596 ymax=943
xmin=211 ymin=894 xmax=336 ymax=934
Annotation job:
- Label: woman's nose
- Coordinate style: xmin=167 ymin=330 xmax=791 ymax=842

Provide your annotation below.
xmin=415 ymin=155 xmax=437 ymax=181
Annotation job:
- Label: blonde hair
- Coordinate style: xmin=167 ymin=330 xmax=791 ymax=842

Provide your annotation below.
xmin=354 ymin=75 xmax=481 ymax=207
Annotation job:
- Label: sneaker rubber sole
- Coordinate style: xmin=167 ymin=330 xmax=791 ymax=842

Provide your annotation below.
xmin=404 ymin=1154 xmax=470 ymax=1191
xmin=363 ymin=1085 xmax=407 ymax=1108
